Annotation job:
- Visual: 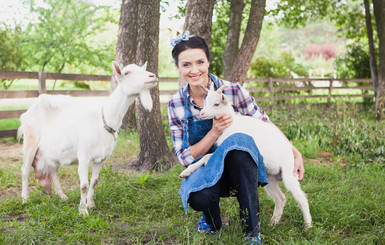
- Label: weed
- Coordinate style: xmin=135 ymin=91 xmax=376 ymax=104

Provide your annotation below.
xmin=134 ymin=171 xmax=150 ymax=188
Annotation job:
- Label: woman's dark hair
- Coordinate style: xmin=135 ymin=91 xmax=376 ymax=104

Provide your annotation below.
xmin=171 ymin=36 xmax=211 ymax=65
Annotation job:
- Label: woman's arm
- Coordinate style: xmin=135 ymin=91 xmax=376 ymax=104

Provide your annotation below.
xmin=190 ymin=113 xmax=233 ymax=159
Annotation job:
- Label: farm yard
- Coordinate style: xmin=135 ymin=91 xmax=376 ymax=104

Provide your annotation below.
xmin=0 ymin=103 xmax=384 ymax=244
xmin=1 ymin=0 xmax=385 ymax=243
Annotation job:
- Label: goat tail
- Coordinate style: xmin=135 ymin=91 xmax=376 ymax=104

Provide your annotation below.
xmin=17 ymin=124 xmax=24 ymax=142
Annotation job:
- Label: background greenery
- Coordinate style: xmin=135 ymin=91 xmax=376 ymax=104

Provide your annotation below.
xmin=0 ymin=104 xmax=384 ymax=244
xmin=0 ymin=0 xmax=376 ymax=83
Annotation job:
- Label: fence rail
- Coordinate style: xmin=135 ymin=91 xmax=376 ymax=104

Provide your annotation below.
xmin=0 ymin=70 xmax=374 ymax=138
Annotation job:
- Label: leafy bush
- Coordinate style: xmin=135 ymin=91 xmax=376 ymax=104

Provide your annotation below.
xmin=334 ymin=42 xmax=372 ymax=79
xmin=250 ymin=51 xmax=307 ymax=78
xmin=271 ymin=103 xmax=385 ymax=166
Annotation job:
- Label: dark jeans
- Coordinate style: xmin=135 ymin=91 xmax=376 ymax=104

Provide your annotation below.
xmin=188 ymin=150 xmax=260 ymax=236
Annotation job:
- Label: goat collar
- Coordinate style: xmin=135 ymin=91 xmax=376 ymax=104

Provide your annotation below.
xmin=102 ymin=108 xmax=117 ymax=141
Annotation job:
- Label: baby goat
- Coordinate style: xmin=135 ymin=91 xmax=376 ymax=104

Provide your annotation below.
xmin=180 ymin=84 xmax=312 ymax=231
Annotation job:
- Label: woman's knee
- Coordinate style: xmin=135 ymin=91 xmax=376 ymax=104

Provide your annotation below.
xmin=226 ymin=150 xmax=257 ymax=168
xmin=188 ymin=188 xmax=219 ymax=211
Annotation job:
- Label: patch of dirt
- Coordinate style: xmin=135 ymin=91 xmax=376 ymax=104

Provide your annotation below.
xmin=0 ymin=142 xmax=23 ymax=168
xmin=307 ymin=151 xmax=345 ymax=167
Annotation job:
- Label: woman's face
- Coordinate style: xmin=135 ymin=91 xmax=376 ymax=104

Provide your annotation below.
xmin=176 ymin=48 xmax=210 ymax=88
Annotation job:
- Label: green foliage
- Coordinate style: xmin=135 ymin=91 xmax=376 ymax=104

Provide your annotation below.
xmin=271 ymin=103 xmax=385 ymax=165
xmin=209 ymin=0 xmax=231 ymax=77
xmin=17 ymin=0 xmax=117 ymax=74
xmin=331 ymin=0 xmax=375 ymax=41
xmin=250 ymin=51 xmax=307 ymax=78
xmin=334 ymin=42 xmax=372 ymax=79
xmin=268 ymin=0 xmax=341 ymax=29
xmin=0 ymin=27 xmax=25 ymax=89
xmin=134 ymin=171 xmax=150 ymax=188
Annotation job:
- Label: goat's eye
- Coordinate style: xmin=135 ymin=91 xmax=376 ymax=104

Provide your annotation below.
xmin=124 ymin=72 xmax=130 ymax=76
xmin=214 ymin=103 xmax=220 ymax=107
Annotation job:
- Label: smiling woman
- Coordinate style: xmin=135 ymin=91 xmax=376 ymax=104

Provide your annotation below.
xmin=167 ymin=32 xmax=308 ymax=244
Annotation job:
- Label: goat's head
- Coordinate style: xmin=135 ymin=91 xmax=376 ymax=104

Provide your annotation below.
xmin=112 ymin=61 xmax=158 ymax=111
xmin=200 ymin=84 xmax=233 ymax=119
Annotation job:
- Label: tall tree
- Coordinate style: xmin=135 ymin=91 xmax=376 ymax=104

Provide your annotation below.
xmin=179 ymin=0 xmax=215 ymax=88
xmin=112 ymin=0 xmax=138 ymax=129
xmin=134 ymin=0 xmax=177 ymax=171
xmin=228 ymin=0 xmax=266 ymax=84
xmin=22 ymin=0 xmax=114 ymax=73
xmin=222 ymin=0 xmax=244 ymax=79
xmin=373 ymin=0 xmax=385 ymax=119
xmin=364 ymin=0 xmax=378 ymax=95
xmin=183 ymin=0 xmax=216 ymax=46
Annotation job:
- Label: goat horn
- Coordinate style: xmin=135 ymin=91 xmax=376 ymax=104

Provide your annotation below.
xmin=217 ymin=85 xmax=226 ymax=94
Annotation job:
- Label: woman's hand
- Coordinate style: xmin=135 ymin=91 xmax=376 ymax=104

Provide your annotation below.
xmin=292 ymin=147 xmax=305 ymax=181
xmin=211 ymin=113 xmax=233 ymax=137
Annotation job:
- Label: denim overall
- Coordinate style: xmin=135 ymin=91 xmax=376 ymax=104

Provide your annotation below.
xmin=178 ymin=74 xmax=269 ymax=236
xmin=180 ymin=74 xmax=219 ymax=156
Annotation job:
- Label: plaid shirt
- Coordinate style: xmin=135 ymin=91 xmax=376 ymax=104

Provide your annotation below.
xmin=167 ymin=74 xmax=269 ymax=167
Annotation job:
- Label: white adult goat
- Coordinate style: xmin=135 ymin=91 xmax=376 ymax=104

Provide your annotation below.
xmin=179 ymin=84 xmax=312 ymax=231
xmin=18 ymin=61 xmax=157 ymax=215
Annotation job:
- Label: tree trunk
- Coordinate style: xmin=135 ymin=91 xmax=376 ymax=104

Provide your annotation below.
xmin=111 ymin=0 xmax=138 ymax=129
xmin=229 ymin=0 xmax=266 ymax=85
xmin=180 ymin=0 xmax=215 ymax=88
xmin=223 ymin=0 xmax=244 ymax=80
xmin=364 ymin=0 xmax=379 ymax=96
xmin=373 ymin=0 xmax=385 ymax=119
xmin=134 ymin=0 xmax=177 ymax=171
xmin=183 ymin=0 xmax=215 ymax=46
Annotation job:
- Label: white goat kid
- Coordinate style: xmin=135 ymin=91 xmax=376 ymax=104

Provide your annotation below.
xmin=179 ymin=84 xmax=312 ymax=231
xmin=18 ymin=61 xmax=157 ymax=215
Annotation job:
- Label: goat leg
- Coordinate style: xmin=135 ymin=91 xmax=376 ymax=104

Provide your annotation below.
xmin=179 ymin=154 xmax=212 ymax=178
xmin=32 ymin=149 xmax=52 ymax=194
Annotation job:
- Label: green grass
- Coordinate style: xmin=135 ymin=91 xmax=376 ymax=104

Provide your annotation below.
xmin=1 ymin=104 xmax=384 ymax=244
xmin=0 ymin=119 xmax=20 ymax=130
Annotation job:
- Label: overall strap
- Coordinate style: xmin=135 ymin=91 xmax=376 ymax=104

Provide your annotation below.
xmin=182 ymin=85 xmax=191 ymax=149
xmin=181 ymin=74 xmax=219 ymax=149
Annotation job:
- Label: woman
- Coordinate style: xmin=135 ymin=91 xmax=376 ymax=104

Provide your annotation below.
xmin=168 ymin=32 xmax=305 ymax=244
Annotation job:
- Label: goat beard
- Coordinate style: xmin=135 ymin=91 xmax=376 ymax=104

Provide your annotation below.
xmin=32 ymin=149 xmax=52 ymax=194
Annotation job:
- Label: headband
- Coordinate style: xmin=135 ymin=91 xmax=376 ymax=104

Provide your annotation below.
xmin=170 ymin=31 xmax=194 ymax=48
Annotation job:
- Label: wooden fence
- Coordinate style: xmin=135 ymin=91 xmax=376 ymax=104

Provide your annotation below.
xmin=0 ymin=70 xmax=374 ymax=138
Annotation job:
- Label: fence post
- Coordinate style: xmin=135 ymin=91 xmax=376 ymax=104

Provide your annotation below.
xmin=327 ymin=79 xmax=333 ymax=107
xmin=38 ymin=71 xmax=46 ymax=95
xmin=268 ymin=77 xmax=274 ymax=110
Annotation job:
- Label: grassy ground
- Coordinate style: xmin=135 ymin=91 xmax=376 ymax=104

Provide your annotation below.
xmin=0 ymin=104 xmax=384 ymax=244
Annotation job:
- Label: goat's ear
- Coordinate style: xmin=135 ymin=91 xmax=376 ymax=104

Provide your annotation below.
xmin=217 ymin=85 xmax=226 ymax=94
xmin=139 ymin=90 xmax=153 ymax=111
xmin=112 ymin=61 xmax=123 ymax=83
xmin=142 ymin=61 xmax=148 ymax=71
xmin=200 ymin=85 xmax=208 ymax=95
xmin=221 ymin=94 xmax=228 ymax=104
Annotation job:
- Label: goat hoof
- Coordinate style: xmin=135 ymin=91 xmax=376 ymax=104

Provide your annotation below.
xmin=269 ymin=219 xmax=280 ymax=226
xmin=59 ymin=194 xmax=68 ymax=200
xmin=79 ymin=208 xmax=89 ymax=216
xmin=304 ymin=224 xmax=312 ymax=232
xmin=179 ymin=171 xmax=190 ymax=178
xmin=87 ymin=201 xmax=95 ymax=209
